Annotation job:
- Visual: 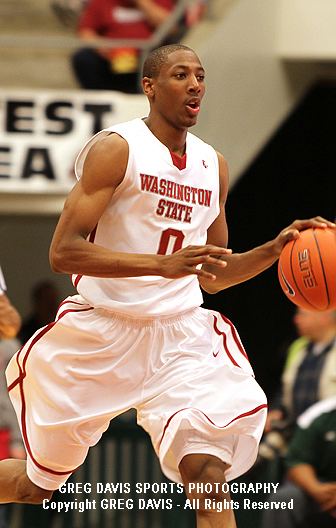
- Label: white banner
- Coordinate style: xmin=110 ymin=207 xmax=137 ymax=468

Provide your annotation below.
xmin=0 ymin=89 xmax=148 ymax=194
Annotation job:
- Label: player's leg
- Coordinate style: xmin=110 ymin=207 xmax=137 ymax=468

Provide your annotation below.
xmin=4 ymin=301 xmax=147 ymax=505
xmin=0 ymin=459 xmax=52 ymax=503
xmin=137 ymin=307 xmax=267 ymax=527
xmin=179 ymin=453 xmax=236 ymax=528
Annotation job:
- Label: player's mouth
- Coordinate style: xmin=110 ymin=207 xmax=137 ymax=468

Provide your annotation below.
xmin=185 ymin=99 xmax=201 ymax=116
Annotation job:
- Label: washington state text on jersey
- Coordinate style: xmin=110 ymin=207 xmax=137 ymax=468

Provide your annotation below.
xmin=140 ymin=173 xmax=212 ymax=223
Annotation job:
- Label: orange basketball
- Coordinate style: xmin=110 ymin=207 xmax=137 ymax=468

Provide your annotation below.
xmin=278 ymin=227 xmax=336 ymax=311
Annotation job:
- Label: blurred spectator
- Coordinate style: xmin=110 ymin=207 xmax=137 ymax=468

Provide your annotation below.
xmin=262 ymin=396 xmax=336 ymax=528
xmin=0 ymin=267 xmax=24 ymax=528
xmin=51 ymin=0 xmax=88 ymax=27
xmin=0 ymin=268 xmax=21 ymax=340
xmin=19 ymin=280 xmax=61 ymax=344
xmin=0 ymin=338 xmax=25 ymax=461
xmin=71 ymin=0 xmax=176 ymax=92
xmin=259 ymin=308 xmax=336 ymax=463
xmin=184 ymin=0 xmax=207 ymax=28
xmin=0 ymin=341 xmax=25 ymax=528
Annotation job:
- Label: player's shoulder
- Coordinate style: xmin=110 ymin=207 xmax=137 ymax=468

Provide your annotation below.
xmin=105 ymin=117 xmax=143 ymax=136
xmin=215 ymin=150 xmax=228 ymax=167
xmin=75 ymin=120 xmax=137 ymax=180
xmin=88 ymin=131 xmax=128 ymax=157
xmin=89 ymin=117 xmax=142 ymax=151
xmin=80 ymin=133 xmax=128 ymax=179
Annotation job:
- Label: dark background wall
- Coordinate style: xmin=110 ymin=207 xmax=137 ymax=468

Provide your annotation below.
xmin=203 ymin=81 xmax=336 ymax=399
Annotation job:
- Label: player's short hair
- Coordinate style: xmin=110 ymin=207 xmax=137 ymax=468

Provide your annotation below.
xmin=142 ymin=44 xmax=197 ymax=78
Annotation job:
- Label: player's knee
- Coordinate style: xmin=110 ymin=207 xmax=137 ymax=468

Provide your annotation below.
xmin=180 ymin=454 xmax=229 ymax=506
xmin=16 ymin=475 xmax=53 ymax=504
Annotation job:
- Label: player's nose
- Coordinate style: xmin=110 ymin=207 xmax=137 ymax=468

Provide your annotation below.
xmin=188 ymin=74 xmax=201 ymax=92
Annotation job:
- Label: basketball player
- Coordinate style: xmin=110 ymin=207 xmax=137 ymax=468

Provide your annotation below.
xmin=1 ymin=45 xmax=335 ymax=528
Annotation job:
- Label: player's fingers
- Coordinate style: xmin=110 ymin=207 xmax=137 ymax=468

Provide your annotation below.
xmin=292 ymin=217 xmax=335 ymax=230
xmin=280 ymin=228 xmax=300 ymax=242
xmin=191 ymin=255 xmax=228 ymax=267
xmin=312 ymin=216 xmax=336 ymax=227
xmin=282 ymin=216 xmax=336 ymax=241
xmin=193 ymin=268 xmax=217 ymax=280
xmin=188 ymin=245 xmax=232 ymax=256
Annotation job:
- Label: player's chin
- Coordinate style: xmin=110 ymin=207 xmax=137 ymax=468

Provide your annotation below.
xmin=181 ymin=115 xmax=198 ymax=128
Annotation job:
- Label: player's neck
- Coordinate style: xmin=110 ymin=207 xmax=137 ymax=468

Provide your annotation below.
xmin=143 ymin=116 xmax=187 ymax=156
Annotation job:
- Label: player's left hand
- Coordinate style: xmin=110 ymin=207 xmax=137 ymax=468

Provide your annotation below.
xmin=271 ymin=216 xmax=336 ymax=257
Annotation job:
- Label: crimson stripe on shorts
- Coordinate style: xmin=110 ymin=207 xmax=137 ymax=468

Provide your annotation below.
xmin=8 ymin=306 xmax=93 ymax=476
xmin=220 ymin=313 xmax=249 ymax=360
xmin=7 ymin=300 xmax=90 ymax=390
xmin=159 ymin=404 xmax=268 ymax=448
xmin=213 ymin=315 xmax=240 ymax=367
xmin=7 ymin=345 xmax=24 ymax=392
xmin=73 ymin=275 xmax=82 ymax=288
xmin=57 ymin=298 xmax=91 ymax=311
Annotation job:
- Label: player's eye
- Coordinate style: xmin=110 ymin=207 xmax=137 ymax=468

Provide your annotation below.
xmin=197 ymin=75 xmax=205 ymax=82
xmin=175 ymin=73 xmax=186 ymax=79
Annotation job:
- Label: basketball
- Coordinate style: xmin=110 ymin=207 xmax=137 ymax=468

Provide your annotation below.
xmin=278 ymin=227 xmax=336 ymax=311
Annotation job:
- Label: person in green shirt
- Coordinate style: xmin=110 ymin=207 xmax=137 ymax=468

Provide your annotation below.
xmin=262 ymin=396 xmax=336 ymax=528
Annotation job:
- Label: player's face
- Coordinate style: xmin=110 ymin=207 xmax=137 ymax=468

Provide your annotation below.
xmin=150 ymin=50 xmax=205 ymax=129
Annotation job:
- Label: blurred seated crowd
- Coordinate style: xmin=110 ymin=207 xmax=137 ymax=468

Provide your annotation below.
xmin=258 ymin=307 xmax=336 ymax=528
xmin=52 ymin=0 xmax=208 ymax=93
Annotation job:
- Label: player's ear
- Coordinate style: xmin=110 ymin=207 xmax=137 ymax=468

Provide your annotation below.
xmin=143 ymin=76 xmax=155 ymax=98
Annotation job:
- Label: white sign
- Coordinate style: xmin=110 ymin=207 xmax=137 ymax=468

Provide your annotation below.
xmin=0 ymin=89 xmax=149 ymax=194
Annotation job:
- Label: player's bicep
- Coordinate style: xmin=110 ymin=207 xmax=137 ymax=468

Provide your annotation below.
xmin=50 ymin=134 xmax=128 ymax=254
xmin=206 ymin=151 xmax=229 ymax=248
xmin=206 ymin=204 xmax=228 ymax=248
xmin=54 ymin=179 xmax=113 ymax=243
xmin=80 ymin=133 xmax=128 ymax=197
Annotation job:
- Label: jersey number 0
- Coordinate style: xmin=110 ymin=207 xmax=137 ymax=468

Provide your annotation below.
xmin=157 ymin=229 xmax=185 ymax=255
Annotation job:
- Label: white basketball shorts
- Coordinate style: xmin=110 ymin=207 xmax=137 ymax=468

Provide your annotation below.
xmin=6 ymin=295 xmax=267 ymax=490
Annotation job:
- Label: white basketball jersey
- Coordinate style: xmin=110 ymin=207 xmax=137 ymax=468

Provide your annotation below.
xmin=73 ymin=118 xmax=220 ymax=316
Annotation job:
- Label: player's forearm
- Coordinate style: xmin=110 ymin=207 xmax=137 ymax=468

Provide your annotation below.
xmin=50 ymin=238 xmax=162 ymax=278
xmin=199 ymin=240 xmax=278 ymax=294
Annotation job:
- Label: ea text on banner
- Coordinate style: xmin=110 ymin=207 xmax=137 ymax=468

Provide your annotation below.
xmin=0 ymin=89 xmax=148 ymax=193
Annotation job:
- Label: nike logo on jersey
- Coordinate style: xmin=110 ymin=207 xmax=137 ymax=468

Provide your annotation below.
xmin=279 ymin=266 xmax=295 ymax=296
xmin=202 ymin=160 xmax=208 ymax=168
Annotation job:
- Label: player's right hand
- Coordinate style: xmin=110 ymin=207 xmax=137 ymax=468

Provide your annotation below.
xmin=160 ymin=244 xmax=232 ymax=280
xmin=271 ymin=216 xmax=336 ymax=257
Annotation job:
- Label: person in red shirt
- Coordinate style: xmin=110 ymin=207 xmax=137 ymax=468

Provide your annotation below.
xmin=72 ymin=0 xmax=175 ymax=92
